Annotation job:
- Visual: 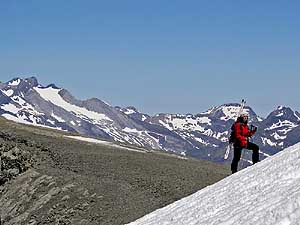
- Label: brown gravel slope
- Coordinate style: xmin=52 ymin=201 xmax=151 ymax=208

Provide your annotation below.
xmin=0 ymin=117 xmax=230 ymax=225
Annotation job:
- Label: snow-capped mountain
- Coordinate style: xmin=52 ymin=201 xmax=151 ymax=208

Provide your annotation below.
xmin=0 ymin=77 xmax=165 ymax=150
xmin=115 ymin=106 xmax=150 ymax=122
xmin=259 ymin=106 xmax=300 ymax=149
xmin=126 ymin=142 xmax=300 ymax=225
xmin=1 ymin=77 xmax=300 ymax=165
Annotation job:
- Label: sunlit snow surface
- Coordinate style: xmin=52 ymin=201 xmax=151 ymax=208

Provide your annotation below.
xmin=34 ymin=87 xmax=112 ymax=122
xmin=8 ymin=78 xmax=21 ymax=86
xmin=65 ymin=135 xmax=148 ymax=153
xmin=127 ymin=143 xmax=300 ymax=225
xmin=1 ymin=89 xmax=14 ymax=97
xmin=51 ymin=112 xmax=65 ymax=122
xmin=123 ymin=108 xmax=136 ymax=115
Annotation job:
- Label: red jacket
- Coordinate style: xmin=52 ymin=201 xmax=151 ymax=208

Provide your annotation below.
xmin=233 ymin=122 xmax=256 ymax=147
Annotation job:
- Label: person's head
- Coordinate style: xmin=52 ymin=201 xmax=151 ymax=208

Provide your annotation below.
xmin=240 ymin=111 xmax=249 ymax=124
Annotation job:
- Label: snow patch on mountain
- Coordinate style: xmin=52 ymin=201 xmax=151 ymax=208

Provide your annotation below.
xmin=265 ymin=120 xmax=297 ymax=131
xmin=277 ymin=106 xmax=284 ymax=110
xmin=124 ymin=108 xmax=136 ymax=115
xmin=100 ymin=127 xmax=125 ymax=143
xmin=257 ymin=116 xmax=263 ymax=122
xmin=1 ymin=103 xmax=19 ymax=114
xmin=160 ymin=115 xmax=209 ymax=132
xmin=123 ymin=127 xmax=142 ymax=134
xmin=8 ymin=78 xmax=21 ymax=86
xmin=169 ymin=117 xmax=187 ymax=130
xmin=259 ymin=150 xmax=271 ymax=157
xmin=34 ymin=86 xmax=112 ymax=123
xmin=271 ymin=132 xmax=286 ymax=140
xmin=215 ymin=131 xmax=229 ymax=142
xmin=65 ymin=135 xmax=147 ymax=153
xmin=51 ymin=112 xmax=65 ymax=123
xmin=2 ymin=112 xmax=65 ymax=131
xmin=1 ymin=89 xmax=14 ymax=97
xmin=145 ymin=132 xmax=161 ymax=146
xmin=47 ymin=119 xmax=55 ymax=125
xmin=198 ymin=106 xmax=217 ymax=115
xmin=221 ymin=106 xmax=250 ymax=121
xmin=261 ymin=137 xmax=277 ymax=147
xmin=0 ymin=101 xmax=44 ymax=126
xmin=127 ymin=143 xmax=300 ymax=225
xmin=294 ymin=112 xmax=300 ymax=121
xmin=11 ymin=96 xmax=26 ymax=106
xmin=197 ymin=116 xmax=211 ymax=125
xmin=276 ymin=112 xmax=284 ymax=117
xmin=194 ymin=137 xmax=210 ymax=146
xmin=158 ymin=120 xmax=173 ymax=130
xmin=1 ymin=113 xmax=32 ymax=125
xmin=10 ymin=96 xmax=43 ymax=115
xmin=119 ymin=106 xmax=140 ymax=115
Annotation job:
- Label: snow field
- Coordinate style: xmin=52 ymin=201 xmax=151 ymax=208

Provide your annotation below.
xmin=127 ymin=143 xmax=300 ymax=225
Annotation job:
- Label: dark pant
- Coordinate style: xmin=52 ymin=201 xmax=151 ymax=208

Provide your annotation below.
xmin=231 ymin=142 xmax=259 ymax=174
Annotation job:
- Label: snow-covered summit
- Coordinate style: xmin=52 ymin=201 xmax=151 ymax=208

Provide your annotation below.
xmin=7 ymin=77 xmax=22 ymax=86
xmin=266 ymin=106 xmax=300 ymax=124
xmin=198 ymin=103 xmax=259 ymax=122
xmin=122 ymin=106 xmax=140 ymax=115
xmin=256 ymin=106 xmax=300 ymax=152
xmin=127 ymin=142 xmax=300 ymax=225
xmin=116 ymin=106 xmax=150 ymax=122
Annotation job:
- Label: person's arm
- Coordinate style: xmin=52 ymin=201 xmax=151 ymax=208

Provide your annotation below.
xmin=248 ymin=125 xmax=257 ymax=137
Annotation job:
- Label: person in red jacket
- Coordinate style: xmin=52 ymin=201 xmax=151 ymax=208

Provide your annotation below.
xmin=231 ymin=111 xmax=259 ymax=174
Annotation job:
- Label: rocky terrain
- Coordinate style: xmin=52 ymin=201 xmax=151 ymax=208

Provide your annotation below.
xmin=0 ymin=117 xmax=230 ymax=225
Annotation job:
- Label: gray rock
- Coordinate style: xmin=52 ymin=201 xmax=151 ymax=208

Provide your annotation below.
xmin=61 ymin=195 xmax=70 ymax=201
xmin=7 ymin=168 xmax=19 ymax=177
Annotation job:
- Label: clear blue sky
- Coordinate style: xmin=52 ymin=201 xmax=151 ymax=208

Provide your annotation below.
xmin=1 ymin=0 xmax=299 ymax=117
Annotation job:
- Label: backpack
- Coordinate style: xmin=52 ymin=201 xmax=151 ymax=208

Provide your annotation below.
xmin=228 ymin=123 xmax=236 ymax=144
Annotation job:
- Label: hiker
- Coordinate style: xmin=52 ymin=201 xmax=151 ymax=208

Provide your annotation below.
xmin=231 ymin=111 xmax=259 ymax=174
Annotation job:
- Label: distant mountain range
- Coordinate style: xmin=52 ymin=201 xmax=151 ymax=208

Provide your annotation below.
xmin=1 ymin=77 xmax=300 ymax=164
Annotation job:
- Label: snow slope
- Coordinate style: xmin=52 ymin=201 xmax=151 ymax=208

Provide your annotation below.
xmin=127 ymin=143 xmax=300 ymax=225
xmin=65 ymin=135 xmax=148 ymax=153
xmin=34 ymin=87 xmax=112 ymax=122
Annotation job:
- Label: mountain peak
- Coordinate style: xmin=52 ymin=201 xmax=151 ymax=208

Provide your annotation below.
xmin=121 ymin=106 xmax=140 ymax=115
xmin=276 ymin=105 xmax=292 ymax=111
xmin=7 ymin=77 xmax=22 ymax=86
xmin=6 ymin=77 xmax=39 ymax=88
xmin=277 ymin=105 xmax=284 ymax=110
xmin=221 ymin=103 xmax=241 ymax=107
xmin=197 ymin=103 xmax=259 ymax=122
xmin=126 ymin=106 xmax=139 ymax=112
xmin=24 ymin=76 xmax=38 ymax=86
xmin=269 ymin=106 xmax=295 ymax=118
xmin=264 ymin=106 xmax=300 ymax=132
xmin=46 ymin=83 xmax=60 ymax=89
